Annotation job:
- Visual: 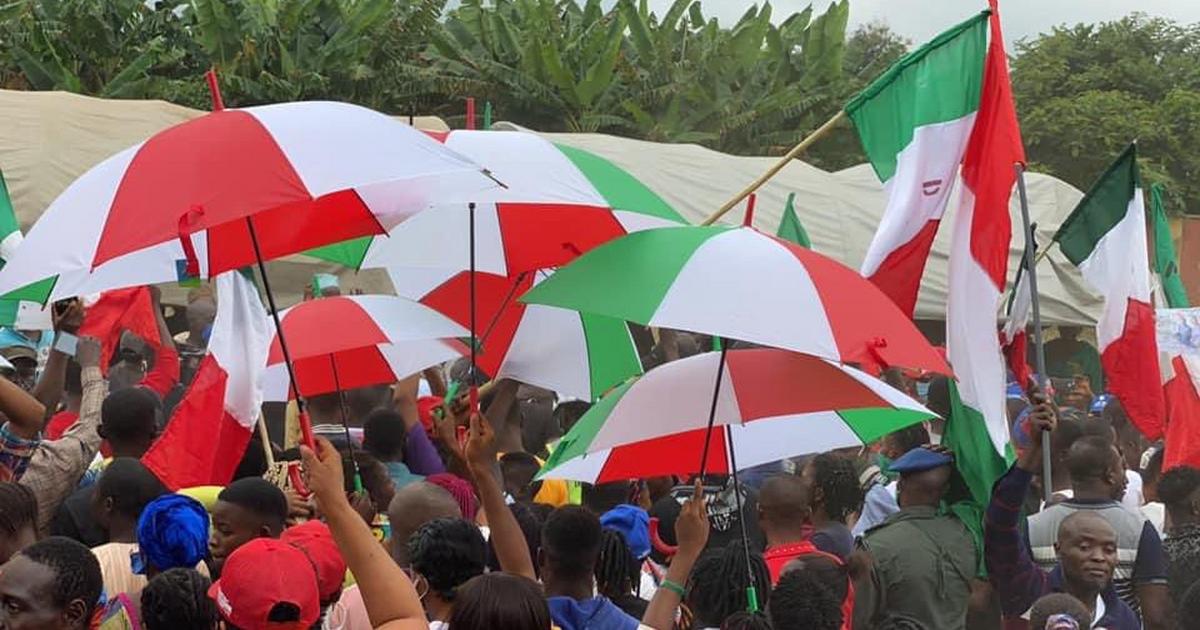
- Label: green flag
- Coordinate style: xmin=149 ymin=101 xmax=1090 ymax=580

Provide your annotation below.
xmin=776 ymin=193 xmax=811 ymax=248
xmin=0 ymin=171 xmax=54 ymax=326
xmin=1151 ymin=184 xmax=1188 ymax=308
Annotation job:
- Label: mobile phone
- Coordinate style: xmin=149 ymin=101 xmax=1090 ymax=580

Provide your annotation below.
xmin=53 ymin=332 xmax=78 ymax=357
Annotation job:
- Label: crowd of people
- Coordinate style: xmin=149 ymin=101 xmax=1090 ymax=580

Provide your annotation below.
xmin=0 ymin=288 xmax=1197 ymax=630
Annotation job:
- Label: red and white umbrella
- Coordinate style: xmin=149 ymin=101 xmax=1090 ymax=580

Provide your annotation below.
xmin=388 ymin=267 xmax=643 ymax=401
xmin=260 ymin=295 xmax=467 ymax=401
xmin=306 ymin=130 xmax=687 ymax=274
xmin=539 ymin=349 xmax=937 ymax=483
xmin=0 ymin=101 xmax=500 ymax=301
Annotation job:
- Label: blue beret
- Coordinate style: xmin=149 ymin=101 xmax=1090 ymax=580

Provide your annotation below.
xmin=888 ymin=446 xmax=953 ymax=475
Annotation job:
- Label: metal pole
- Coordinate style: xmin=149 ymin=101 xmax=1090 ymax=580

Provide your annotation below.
xmin=697 ymin=342 xmax=729 ymax=478
xmin=1015 ymin=163 xmax=1052 ymax=503
xmin=245 ymin=218 xmax=309 ymax=442
xmin=330 ymin=354 xmax=363 ymax=493
xmin=726 ymin=425 xmax=759 ymax=612
xmin=468 ymin=202 xmax=479 ymax=411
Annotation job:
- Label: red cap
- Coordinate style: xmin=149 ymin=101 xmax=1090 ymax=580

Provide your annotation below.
xmin=281 ymin=521 xmax=347 ymax=602
xmin=208 ymin=539 xmax=320 ymax=630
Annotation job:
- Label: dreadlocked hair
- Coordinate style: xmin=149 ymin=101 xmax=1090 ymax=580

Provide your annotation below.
xmin=0 ymin=482 xmax=37 ymax=535
xmin=721 ymin=611 xmax=773 ymax=630
xmin=140 ymin=568 xmax=218 ymax=630
xmin=687 ymin=541 xmax=771 ymax=628
xmin=596 ymin=528 xmax=641 ymax=599
xmin=811 ymin=452 xmax=864 ymax=522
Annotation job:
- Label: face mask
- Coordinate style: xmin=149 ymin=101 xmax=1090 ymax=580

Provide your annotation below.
xmin=916 ymin=381 xmax=931 ymax=399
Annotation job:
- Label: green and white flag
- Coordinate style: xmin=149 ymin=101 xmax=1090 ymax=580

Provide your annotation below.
xmin=776 ymin=193 xmax=811 ymax=248
xmin=1151 ymin=183 xmax=1188 ymax=308
xmin=0 ymin=171 xmax=54 ymax=328
xmin=846 ymin=12 xmax=987 ymax=317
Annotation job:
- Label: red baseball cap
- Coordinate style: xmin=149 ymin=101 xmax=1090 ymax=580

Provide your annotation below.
xmin=208 ymin=538 xmax=320 ymax=630
xmin=281 ymin=520 xmax=347 ymax=602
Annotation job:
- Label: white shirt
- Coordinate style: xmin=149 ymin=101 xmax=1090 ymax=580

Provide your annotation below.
xmin=1092 ymin=593 xmax=1106 ymax=628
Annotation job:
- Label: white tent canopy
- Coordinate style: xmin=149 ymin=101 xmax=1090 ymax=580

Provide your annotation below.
xmin=0 ymin=89 xmax=1100 ymax=324
xmin=507 ymin=125 xmax=1102 ymax=326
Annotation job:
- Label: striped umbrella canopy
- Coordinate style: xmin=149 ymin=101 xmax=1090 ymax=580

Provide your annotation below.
xmin=522 ymin=225 xmax=950 ymax=375
xmin=306 ymin=130 xmax=686 ymax=274
xmin=261 ymin=295 xmax=466 ymax=400
xmin=0 ymin=101 xmax=499 ymax=302
xmin=538 ymin=349 xmax=936 ymax=483
xmin=388 ymin=267 xmax=642 ymax=402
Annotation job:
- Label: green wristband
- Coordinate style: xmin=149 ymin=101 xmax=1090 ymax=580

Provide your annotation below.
xmin=659 ymin=579 xmax=686 ymax=598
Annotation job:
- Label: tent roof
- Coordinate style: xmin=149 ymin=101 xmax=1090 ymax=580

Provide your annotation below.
xmin=501 ymin=125 xmax=1101 ymax=326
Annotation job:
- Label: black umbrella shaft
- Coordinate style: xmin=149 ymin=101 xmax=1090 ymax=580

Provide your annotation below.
xmin=245 ymin=217 xmax=304 ymax=414
xmin=697 ymin=341 xmax=729 ymax=478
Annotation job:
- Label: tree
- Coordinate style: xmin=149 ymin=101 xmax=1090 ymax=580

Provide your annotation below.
xmin=1012 ymin=14 xmax=1200 ymax=214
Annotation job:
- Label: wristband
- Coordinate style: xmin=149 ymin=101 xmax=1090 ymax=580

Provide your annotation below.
xmin=659 ymin=578 xmax=686 ymax=598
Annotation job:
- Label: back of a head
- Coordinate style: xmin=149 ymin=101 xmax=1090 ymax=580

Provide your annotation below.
xmin=362 ymin=408 xmax=407 ymax=461
xmin=688 ymin=542 xmax=772 ymax=627
xmin=542 ymin=506 xmax=603 ymax=582
xmin=924 ymin=376 xmax=951 ymax=417
xmin=217 ymin=477 xmax=288 ymax=531
xmin=499 ymin=452 xmax=542 ymax=493
xmin=781 ymin=553 xmax=848 ymax=602
xmin=885 ymin=424 xmax=930 ymax=459
xmin=769 ymin=568 xmax=841 ymax=630
xmin=757 ymin=474 xmax=810 ymax=530
xmin=1158 ymin=465 xmax=1200 ymax=517
xmin=595 ymin=528 xmax=639 ymax=598
xmin=448 ymin=573 xmax=551 ymax=630
xmin=141 ymin=568 xmax=217 ymax=630
xmin=407 ymin=518 xmax=487 ymax=601
xmin=18 ymin=537 xmax=103 ymax=622
xmin=581 ymin=481 xmax=630 ymax=515
xmin=487 ymin=501 xmax=545 ymax=575
xmin=1051 ymin=412 xmax=1085 ymax=460
xmin=1066 ymin=435 xmax=1117 ymax=485
xmin=810 ymin=452 xmax=865 ymax=522
xmin=101 ymin=387 xmax=161 ymax=448
xmin=96 ymin=458 xmax=168 ymax=521
xmin=1028 ymin=592 xmax=1090 ymax=630
xmin=137 ymin=494 xmax=210 ymax=573
xmin=388 ymin=481 xmax=462 ymax=564
xmin=721 ymin=611 xmax=773 ymax=630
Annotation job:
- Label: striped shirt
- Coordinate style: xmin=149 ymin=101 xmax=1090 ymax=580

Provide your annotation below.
xmin=1028 ymin=494 xmax=1167 ymax=614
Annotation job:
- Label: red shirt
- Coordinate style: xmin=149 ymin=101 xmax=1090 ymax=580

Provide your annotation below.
xmin=765 ymin=541 xmax=854 ymax=630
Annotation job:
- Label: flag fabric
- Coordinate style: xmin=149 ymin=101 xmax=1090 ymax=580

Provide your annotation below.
xmin=1155 ymin=308 xmax=1200 ymax=470
xmin=1001 ymin=237 xmax=1034 ymax=388
xmin=142 ymin=272 xmax=272 ymax=490
xmin=1151 ymin=184 xmax=1189 ymax=308
xmin=776 ymin=193 xmax=811 ymax=248
xmin=944 ymin=1 xmax=1024 ymax=468
xmin=1053 ymin=144 xmax=1165 ymax=439
xmin=77 ymin=286 xmax=161 ymax=374
xmin=847 ymin=12 xmax=987 ymax=317
xmin=0 ymin=171 xmax=54 ymax=327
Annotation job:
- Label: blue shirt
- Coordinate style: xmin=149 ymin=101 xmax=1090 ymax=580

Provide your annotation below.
xmin=547 ymin=596 xmax=640 ymax=630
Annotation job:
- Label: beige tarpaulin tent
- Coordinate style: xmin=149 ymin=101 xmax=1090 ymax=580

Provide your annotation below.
xmin=502 ymin=125 xmax=1102 ymax=326
xmin=0 ymin=89 xmax=1100 ymax=324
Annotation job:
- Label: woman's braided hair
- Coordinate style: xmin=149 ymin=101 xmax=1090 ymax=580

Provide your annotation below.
xmin=811 ymin=452 xmax=864 ymax=522
xmin=686 ymin=541 xmax=771 ymax=628
xmin=140 ymin=568 xmax=217 ymax=630
xmin=596 ymin=528 xmax=641 ymax=599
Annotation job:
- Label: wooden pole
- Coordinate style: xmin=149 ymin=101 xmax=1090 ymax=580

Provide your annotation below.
xmin=257 ymin=414 xmax=276 ymax=468
xmin=701 ymin=110 xmax=846 ymax=226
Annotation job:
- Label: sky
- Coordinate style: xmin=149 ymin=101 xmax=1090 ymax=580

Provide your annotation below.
xmin=643 ymin=0 xmax=1200 ymax=46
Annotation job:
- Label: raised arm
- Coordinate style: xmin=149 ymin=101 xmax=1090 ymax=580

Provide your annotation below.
xmin=465 ymin=409 xmax=536 ymax=579
xmin=301 ymin=437 xmax=427 ymax=630
xmin=32 ymin=300 xmax=84 ymax=417
xmin=642 ymin=482 xmax=709 ymax=630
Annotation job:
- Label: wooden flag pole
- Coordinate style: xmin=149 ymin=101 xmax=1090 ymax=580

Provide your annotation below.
xmin=701 ymin=110 xmax=846 ymax=226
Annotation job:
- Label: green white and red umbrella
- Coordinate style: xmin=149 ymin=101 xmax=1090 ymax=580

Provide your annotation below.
xmin=0 ymin=101 xmax=500 ymax=302
xmin=260 ymin=294 xmax=467 ymax=401
xmin=522 ymin=225 xmax=950 ymax=375
xmin=538 ymin=348 xmax=936 ymax=483
xmin=389 ymin=267 xmax=642 ymax=401
xmin=306 ymin=130 xmax=686 ymax=274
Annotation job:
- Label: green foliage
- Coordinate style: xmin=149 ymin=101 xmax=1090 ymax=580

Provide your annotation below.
xmin=1012 ymin=14 xmax=1200 ymax=214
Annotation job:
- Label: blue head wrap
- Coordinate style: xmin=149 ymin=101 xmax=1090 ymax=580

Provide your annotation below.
xmin=132 ymin=493 xmax=209 ymax=574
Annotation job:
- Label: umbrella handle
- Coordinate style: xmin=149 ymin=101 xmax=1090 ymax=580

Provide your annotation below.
xmin=177 ymin=205 xmax=204 ymax=276
xmin=298 ymin=410 xmax=315 ymax=451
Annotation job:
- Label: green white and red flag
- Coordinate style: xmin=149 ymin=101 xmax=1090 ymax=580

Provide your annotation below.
xmin=1053 ymin=144 xmax=1165 ymax=439
xmin=847 ymin=12 xmax=987 ymax=317
xmin=943 ymin=0 xmax=1025 ymax=490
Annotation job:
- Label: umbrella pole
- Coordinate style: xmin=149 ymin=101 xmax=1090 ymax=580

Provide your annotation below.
xmin=329 ymin=354 xmax=364 ymax=493
xmin=697 ymin=340 xmax=729 ymax=478
xmin=245 ymin=217 xmax=313 ymax=448
xmin=725 ymin=425 xmax=759 ymax=613
xmin=468 ymin=202 xmax=479 ymax=412
xmin=1015 ymin=163 xmax=1052 ymax=503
